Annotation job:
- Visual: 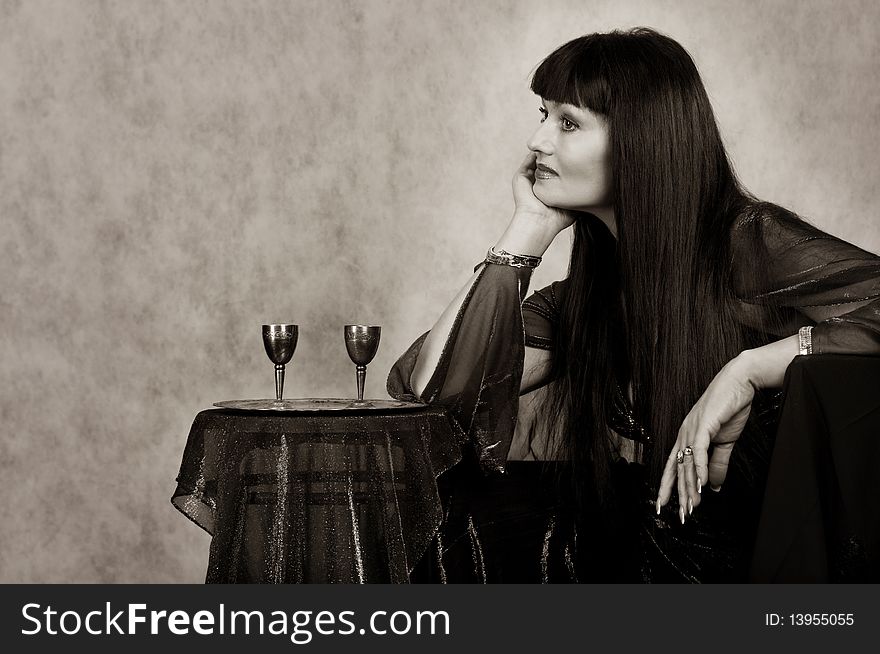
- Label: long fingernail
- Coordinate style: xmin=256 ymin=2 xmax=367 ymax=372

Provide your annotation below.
xmin=697 ymin=477 xmax=702 ymax=494
xmin=688 ymin=498 xmax=693 ymax=515
xmin=679 ymin=507 xmax=685 ymax=524
xmin=655 ymin=500 xmax=661 ymax=515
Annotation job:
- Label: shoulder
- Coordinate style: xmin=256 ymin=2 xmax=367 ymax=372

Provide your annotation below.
xmin=731 ymin=201 xmax=825 ymax=252
xmin=729 ymin=202 xmax=798 ymax=299
xmin=728 ymin=200 xmax=873 ymax=300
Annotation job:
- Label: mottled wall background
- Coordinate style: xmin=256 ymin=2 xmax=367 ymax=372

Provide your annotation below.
xmin=1 ymin=0 xmax=878 ymax=582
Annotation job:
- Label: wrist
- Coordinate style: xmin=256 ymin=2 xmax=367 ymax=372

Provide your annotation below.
xmin=736 ymin=333 xmax=800 ymax=390
xmin=732 ymin=349 xmax=762 ymax=390
xmin=485 ymin=246 xmax=541 ymax=269
xmin=495 ymin=212 xmax=559 ymax=256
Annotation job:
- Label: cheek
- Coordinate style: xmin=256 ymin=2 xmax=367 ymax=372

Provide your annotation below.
xmin=534 ymin=179 xmax=582 ymax=209
xmin=581 ymin=152 xmax=612 ymax=200
xmin=596 ymin=161 xmax=613 ymax=202
xmin=567 ymin=161 xmax=610 ymax=204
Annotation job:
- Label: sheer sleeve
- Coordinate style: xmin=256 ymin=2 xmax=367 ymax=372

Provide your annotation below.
xmin=386 ymin=263 xmax=564 ymax=473
xmin=732 ymin=204 xmax=880 ymax=354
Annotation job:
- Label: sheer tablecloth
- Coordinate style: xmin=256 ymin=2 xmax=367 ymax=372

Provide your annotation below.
xmin=172 ymin=406 xmax=464 ymax=583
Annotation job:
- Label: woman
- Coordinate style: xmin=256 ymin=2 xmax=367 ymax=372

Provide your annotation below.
xmin=388 ymin=28 xmax=880 ymax=582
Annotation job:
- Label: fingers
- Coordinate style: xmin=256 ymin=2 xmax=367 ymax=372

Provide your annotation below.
xmin=513 ymin=153 xmax=537 ymax=197
xmin=676 ymin=452 xmax=687 ymax=524
xmin=516 ymin=151 xmax=537 ymax=175
xmin=708 ymin=442 xmax=734 ymax=491
xmin=657 ymin=437 xmax=703 ymax=523
xmin=693 ymin=443 xmax=709 ymax=500
xmin=655 ymin=447 xmax=680 ymax=511
xmin=683 ymin=446 xmax=698 ymax=513
xmin=656 ymin=432 xmax=709 ymax=524
xmin=669 ymin=446 xmax=699 ymax=523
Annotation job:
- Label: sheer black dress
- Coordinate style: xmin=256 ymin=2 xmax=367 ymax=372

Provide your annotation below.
xmin=387 ymin=205 xmax=880 ymax=583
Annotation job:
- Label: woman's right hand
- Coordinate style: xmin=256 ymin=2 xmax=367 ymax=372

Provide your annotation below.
xmin=497 ymin=152 xmax=576 ymax=256
xmin=512 ymin=152 xmax=577 ymax=234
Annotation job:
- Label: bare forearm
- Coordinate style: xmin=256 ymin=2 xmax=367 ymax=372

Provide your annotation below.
xmin=494 ymin=212 xmax=561 ymax=256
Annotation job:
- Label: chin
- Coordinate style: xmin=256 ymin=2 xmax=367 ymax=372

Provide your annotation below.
xmin=533 ymin=185 xmax=564 ymax=208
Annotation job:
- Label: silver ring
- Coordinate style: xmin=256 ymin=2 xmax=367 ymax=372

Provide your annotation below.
xmin=676 ymin=450 xmax=684 ymax=464
xmin=683 ymin=446 xmax=693 ymax=457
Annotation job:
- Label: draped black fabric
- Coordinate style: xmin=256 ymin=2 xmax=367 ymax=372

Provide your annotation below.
xmin=172 ymin=407 xmax=464 ymax=583
xmin=388 ymin=206 xmax=880 ymax=582
xmin=750 ymin=355 xmax=880 ymax=582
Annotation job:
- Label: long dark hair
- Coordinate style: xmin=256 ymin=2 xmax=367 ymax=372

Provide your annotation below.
xmin=530 ymin=28 xmax=762 ymax=506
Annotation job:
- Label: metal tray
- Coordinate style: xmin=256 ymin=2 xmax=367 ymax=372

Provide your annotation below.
xmin=213 ymin=398 xmax=426 ymax=412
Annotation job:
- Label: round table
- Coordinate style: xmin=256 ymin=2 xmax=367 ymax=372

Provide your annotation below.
xmin=172 ymin=404 xmax=464 ymax=583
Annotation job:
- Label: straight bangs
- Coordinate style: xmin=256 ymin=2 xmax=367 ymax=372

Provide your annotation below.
xmin=530 ymin=36 xmax=611 ymax=115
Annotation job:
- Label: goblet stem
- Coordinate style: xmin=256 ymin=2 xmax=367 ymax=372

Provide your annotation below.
xmin=356 ymin=364 xmax=366 ymax=402
xmin=275 ymin=364 xmax=285 ymax=401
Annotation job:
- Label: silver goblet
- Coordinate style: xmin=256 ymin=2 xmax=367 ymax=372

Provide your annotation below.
xmin=343 ymin=325 xmax=381 ymax=402
xmin=262 ymin=324 xmax=298 ymax=402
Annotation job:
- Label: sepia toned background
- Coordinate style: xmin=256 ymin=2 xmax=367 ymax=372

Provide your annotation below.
xmin=1 ymin=0 xmax=878 ymax=582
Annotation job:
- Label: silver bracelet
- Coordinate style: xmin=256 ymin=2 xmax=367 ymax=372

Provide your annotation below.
xmin=798 ymin=325 xmax=813 ymax=355
xmin=485 ymin=246 xmax=542 ymax=269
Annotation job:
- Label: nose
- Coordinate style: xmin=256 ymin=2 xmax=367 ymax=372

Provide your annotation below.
xmin=526 ymin=121 xmax=554 ymax=156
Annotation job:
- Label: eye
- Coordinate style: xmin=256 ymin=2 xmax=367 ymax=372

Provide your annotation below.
xmin=538 ymin=106 xmax=548 ymax=123
xmin=561 ymin=116 xmax=578 ymax=132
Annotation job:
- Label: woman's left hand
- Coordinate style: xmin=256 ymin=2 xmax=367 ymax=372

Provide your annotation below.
xmin=655 ymin=355 xmax=756 ymax=524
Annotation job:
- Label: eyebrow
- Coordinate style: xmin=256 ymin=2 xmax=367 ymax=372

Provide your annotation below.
xmin=544 ymin=100 xmax=587 ymax=118
xmin=543 ymin=100 xmax=601 ymax=125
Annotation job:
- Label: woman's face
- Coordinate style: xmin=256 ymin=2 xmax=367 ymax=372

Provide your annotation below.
xmin=527 ymin=99 xmax=613 ymax=214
